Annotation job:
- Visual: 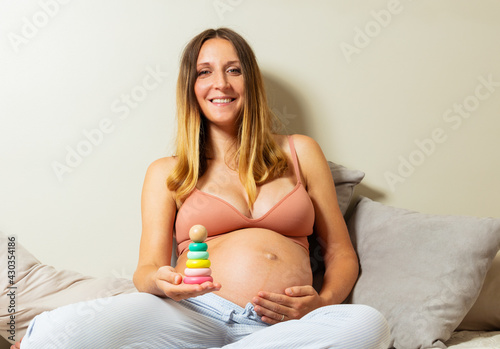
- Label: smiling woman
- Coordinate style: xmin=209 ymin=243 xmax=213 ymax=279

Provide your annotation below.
xmin=194 ymin=39 xmax=245 ymax=129
xmin=16 ymin=28 xmax=390 ymax=349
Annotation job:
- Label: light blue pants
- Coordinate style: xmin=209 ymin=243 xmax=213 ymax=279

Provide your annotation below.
xmin=21 ymin=292 xmax=390 ymax=348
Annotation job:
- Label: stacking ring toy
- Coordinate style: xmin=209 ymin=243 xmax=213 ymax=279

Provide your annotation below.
xmin=186 ymin=259 xmax=211 ymax=268
xmin=187 ymin=251 xmax=209 ymax=260
xmin=184 ymin=267 xmax=212 ymax=277
xmin=184 ymin=276 xmax=213 ymax=284
xmin=184 ymin=225 xmax=214 ymax=285
xmin=189 ymin=243 xmax=208 ymax=251
xmin=189 ymin=225 xmax=208 ymax=242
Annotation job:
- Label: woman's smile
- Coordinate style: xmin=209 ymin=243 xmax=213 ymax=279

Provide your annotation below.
xmin=210 ymin=97 xmax=235 ymax=104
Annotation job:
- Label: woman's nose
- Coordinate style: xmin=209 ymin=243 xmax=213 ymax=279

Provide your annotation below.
xmin=213 ymin=72 xmax=229 ymax=89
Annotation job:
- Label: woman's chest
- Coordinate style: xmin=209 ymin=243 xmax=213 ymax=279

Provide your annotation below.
xmin=197 ymin=167 xmax=297 ymax=219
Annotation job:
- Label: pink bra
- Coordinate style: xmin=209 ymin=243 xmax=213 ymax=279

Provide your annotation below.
xmin=175 ymin=136 xmax=315 ymax=255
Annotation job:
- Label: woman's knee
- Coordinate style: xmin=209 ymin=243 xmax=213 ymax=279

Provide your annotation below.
xmin=343 ymin=304 xmax=391 ymax=348
xmin=304 ymin=304 xmax=390 ymax=348
xmin=21 ymin=293 xmax=160 ymax=348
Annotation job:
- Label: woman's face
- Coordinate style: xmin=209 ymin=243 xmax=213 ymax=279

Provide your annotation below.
xmin=194 ymin=38 xmax=245 ymax=130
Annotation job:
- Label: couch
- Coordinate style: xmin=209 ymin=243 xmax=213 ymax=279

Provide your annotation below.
xmin=1 ymin=162 xmax=499 ymax=349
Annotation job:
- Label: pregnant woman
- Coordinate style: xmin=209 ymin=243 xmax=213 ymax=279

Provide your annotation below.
xmin=17 ymin=28 xmax=390 ymax=348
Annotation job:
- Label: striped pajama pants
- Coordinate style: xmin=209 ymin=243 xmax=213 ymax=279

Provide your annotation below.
xmin=20 ymin=292 xmax=390 ymax=348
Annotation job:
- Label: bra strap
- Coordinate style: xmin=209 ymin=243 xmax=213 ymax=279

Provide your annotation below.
xmin=287 ymin=135 xmax=302 ymax=185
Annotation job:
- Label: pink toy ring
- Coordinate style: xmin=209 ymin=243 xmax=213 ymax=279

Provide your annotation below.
xmin=184 ymin=276 xmax=213 ymax=284
xmin=184 ymin=267 xmax=212 ymax=277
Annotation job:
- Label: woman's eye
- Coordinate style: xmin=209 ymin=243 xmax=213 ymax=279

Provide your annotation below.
xmin=197 ymin=70 xmax=210 ymax=76
xmin=227 ymin=68 xmax=241 ymax=74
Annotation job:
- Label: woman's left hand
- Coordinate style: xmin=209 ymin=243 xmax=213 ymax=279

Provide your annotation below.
xmin=252 ymin=285 xmax=327 ymax=325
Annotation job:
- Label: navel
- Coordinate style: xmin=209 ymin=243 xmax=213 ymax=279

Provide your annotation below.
xmin=264 ymin=252 xmax=278 ymax=260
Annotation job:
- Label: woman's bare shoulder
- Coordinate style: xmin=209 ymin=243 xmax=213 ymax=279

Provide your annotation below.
xmin=142 ymin=157 xmax=179 ymax=204
xmin=147 ymin=156 xmax=178 ymax=174
xmin=144 ymin=157 xmax=179 ymax=185
xmin=288 ymin=134 xmax=323 ymax=156
xmin=272 ymin=133 xmax=318 ymax=148
xmin=288 ymin=134 xmax=329 ymax=184
xmin=272 ymin=133 xmax=323 ymax=163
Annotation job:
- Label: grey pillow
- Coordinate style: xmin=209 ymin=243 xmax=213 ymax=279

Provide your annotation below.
xmin=347 ymin=197 xmax=500 ymax=349
xmin=458 ymin=251 xmax=500 ymax=331
xmin=327 ymin=161 xmax=365 ymax=216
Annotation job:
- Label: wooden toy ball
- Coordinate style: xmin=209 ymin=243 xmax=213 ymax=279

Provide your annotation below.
xmin=189 ymin=224 xmax=208 ymax=243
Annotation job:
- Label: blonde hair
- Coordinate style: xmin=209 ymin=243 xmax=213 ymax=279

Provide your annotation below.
xmin=167 ymin=28 xmax=288 ymax=209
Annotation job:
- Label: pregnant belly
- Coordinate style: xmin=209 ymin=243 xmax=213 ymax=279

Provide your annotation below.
xmin=176 ymin=228 xmax=313 ymax=307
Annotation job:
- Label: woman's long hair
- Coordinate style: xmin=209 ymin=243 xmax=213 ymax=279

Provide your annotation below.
xmin=167 ymin=27 xmax=288 ymax=209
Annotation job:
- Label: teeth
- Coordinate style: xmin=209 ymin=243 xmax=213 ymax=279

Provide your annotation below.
xmin=212 ymin=98 xmax=232 ymax=103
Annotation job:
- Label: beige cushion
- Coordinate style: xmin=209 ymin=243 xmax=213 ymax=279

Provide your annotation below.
xmin=0 ymin=232 xmax=136 ymax=344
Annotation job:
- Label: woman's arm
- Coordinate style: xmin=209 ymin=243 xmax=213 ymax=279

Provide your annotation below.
xmin=133 ymin=157 xmax=221 ymax=300
xmin=252 ymin=134 xmax=359 ymax=323
xmin=133 ymin=157 xmax=178 ymax=296
xmin=295 ymin=135 xmax=359 ymax=305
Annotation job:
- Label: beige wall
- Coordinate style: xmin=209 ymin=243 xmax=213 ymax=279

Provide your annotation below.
xmin=1 ymin=0 xmax=499 ymax=277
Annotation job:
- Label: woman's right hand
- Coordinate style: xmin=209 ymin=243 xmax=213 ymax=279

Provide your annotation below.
xmin=154 ymin=266 xmax=221 ymax=301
